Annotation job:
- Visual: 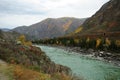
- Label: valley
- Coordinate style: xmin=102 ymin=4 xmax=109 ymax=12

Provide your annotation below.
xmin=0 ymin=0 xmax=120 ymax=80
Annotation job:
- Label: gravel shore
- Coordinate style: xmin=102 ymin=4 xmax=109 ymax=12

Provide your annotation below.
xmin=42 ymin=44 xmax=120 ymax=67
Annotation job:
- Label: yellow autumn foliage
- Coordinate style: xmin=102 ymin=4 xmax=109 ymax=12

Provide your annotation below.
xmin=86 ymin=37 xmax=90 ymax=43
xmin=96 ymin=38 xmax=101 ymax=48
xmin=17 ymin=35 xmax=32 ymax=46
xmin=105 ymin=38 xmax=111 ymax=46
xmin=56 ymin=41 xmax=59 ymax=44
xmin=63 ymin=20 xmax=72 ymax=31
xmin=115 ymin=40 xmax=120 ymax=46
xmin=74 ymin=39 xmax=79 ymax=44
xmin=17 ymin=35 xmax=26 ymax=45
xmin=74 ymin=27 xmax=83 ymax=33
xmin=25 ymin=41 xmax=32 ymax=46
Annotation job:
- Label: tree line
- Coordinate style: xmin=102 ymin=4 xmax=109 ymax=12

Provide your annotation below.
xmin=33 ymin=37 xmax=120 ymax=53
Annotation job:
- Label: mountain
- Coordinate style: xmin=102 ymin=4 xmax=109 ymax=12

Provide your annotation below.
xmin=74 ymin=0 xmax=120 ymax=38
xmin=0 ymin=29 xmax=20 ymax=41
xmin=12 ymin=17 xmax=86 ymax=39
xmin=0 ymin=28 xmax=10 ymax=32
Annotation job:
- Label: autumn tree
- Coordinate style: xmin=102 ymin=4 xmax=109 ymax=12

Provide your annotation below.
xmin=96 ymin=38 xmax=101 ymax=48
xmin=17 ymin=35 xmax=32 ymax=46
xmin=105 ymin=38 xmax=111 ymax=47
xmin=115 ymin=40 xmax=120 ymax=47
xmin=17 ymin=35 xmax=26 ymax=45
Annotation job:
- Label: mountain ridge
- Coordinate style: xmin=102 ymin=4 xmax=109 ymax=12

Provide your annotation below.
xmin=75 ymin=0 xmax=120 ymax=36
xmin=12 ymin=17 xmax=87 ymax=39
xmin=0 ymin=28 xmax=10 ymax=32
xmin=63 ymin=0 xmax=120 ymax=40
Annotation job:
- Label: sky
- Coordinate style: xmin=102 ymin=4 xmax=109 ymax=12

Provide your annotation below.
xmin=0 ymin=0 xmax=109 ymax=29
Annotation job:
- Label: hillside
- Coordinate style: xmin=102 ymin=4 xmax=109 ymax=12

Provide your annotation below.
xmin=74 ymin=0 xmax=120 ymax=39
xmin=12 ymin=17 xmax=86 ymax=39
xmin=0 ymin=30 xmax=81 ymax=80
xmin=0 ymin=29 xmax=20 ymax=41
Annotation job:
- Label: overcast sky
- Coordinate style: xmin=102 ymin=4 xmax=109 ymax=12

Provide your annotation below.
xmin=0 ymin=0 xmax=109 ymax=29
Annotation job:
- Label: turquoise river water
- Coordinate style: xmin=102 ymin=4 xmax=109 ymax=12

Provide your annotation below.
xmin=37 ymin=45 xmax=120 ymax=80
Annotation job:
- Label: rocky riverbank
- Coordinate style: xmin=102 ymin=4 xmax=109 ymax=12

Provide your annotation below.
xmin=43 ymin=44 xmax=120 ymax=67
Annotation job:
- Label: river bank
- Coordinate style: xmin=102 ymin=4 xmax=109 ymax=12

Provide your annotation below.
xmin=0 ymin=40 xmax=76 ymax=80
xmin=39 ymin=44 xmax=120 ymax=67
xmin=37 ymin=45 xmax=120 ymax=80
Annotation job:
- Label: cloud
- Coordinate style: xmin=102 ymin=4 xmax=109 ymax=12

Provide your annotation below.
xmin=0 ymin=0 xmax=48 ymax=15
xmin=0 ymin=14 xmax=47 ymax=29
xmin=0 ymin=0 xmax=109 ymax=29
xmin=0 ymin=0 xmax=109 ymax=15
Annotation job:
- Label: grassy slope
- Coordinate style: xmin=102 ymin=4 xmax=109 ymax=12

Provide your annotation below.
xmin=0 ymin=33 xmax=81 ymax=80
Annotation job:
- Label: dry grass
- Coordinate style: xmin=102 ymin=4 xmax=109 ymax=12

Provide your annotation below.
xmin=0 ymin=62 xmax=77 ymax=80
xmin=13 ymin=65 xmax=77 ymax=80
xmin=13 ymin=65 xmax=51 ymax=80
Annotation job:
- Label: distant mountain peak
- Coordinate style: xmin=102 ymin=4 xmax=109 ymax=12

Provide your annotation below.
xmin=0 ymin=28 xmax=10 ymax=32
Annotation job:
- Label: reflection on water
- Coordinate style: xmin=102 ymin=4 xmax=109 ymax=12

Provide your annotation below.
xmin=38 ymin=45 xmax=120 ymax=80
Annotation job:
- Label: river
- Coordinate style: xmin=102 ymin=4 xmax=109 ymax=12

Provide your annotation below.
xmin=37 ymin=45 xmax=120 ymax=80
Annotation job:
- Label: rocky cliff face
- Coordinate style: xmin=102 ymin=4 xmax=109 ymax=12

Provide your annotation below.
xmin=76 ymin=0 xmax=120 ymax=35
xmin=12 ymin=17 xmax=86 ymax=39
